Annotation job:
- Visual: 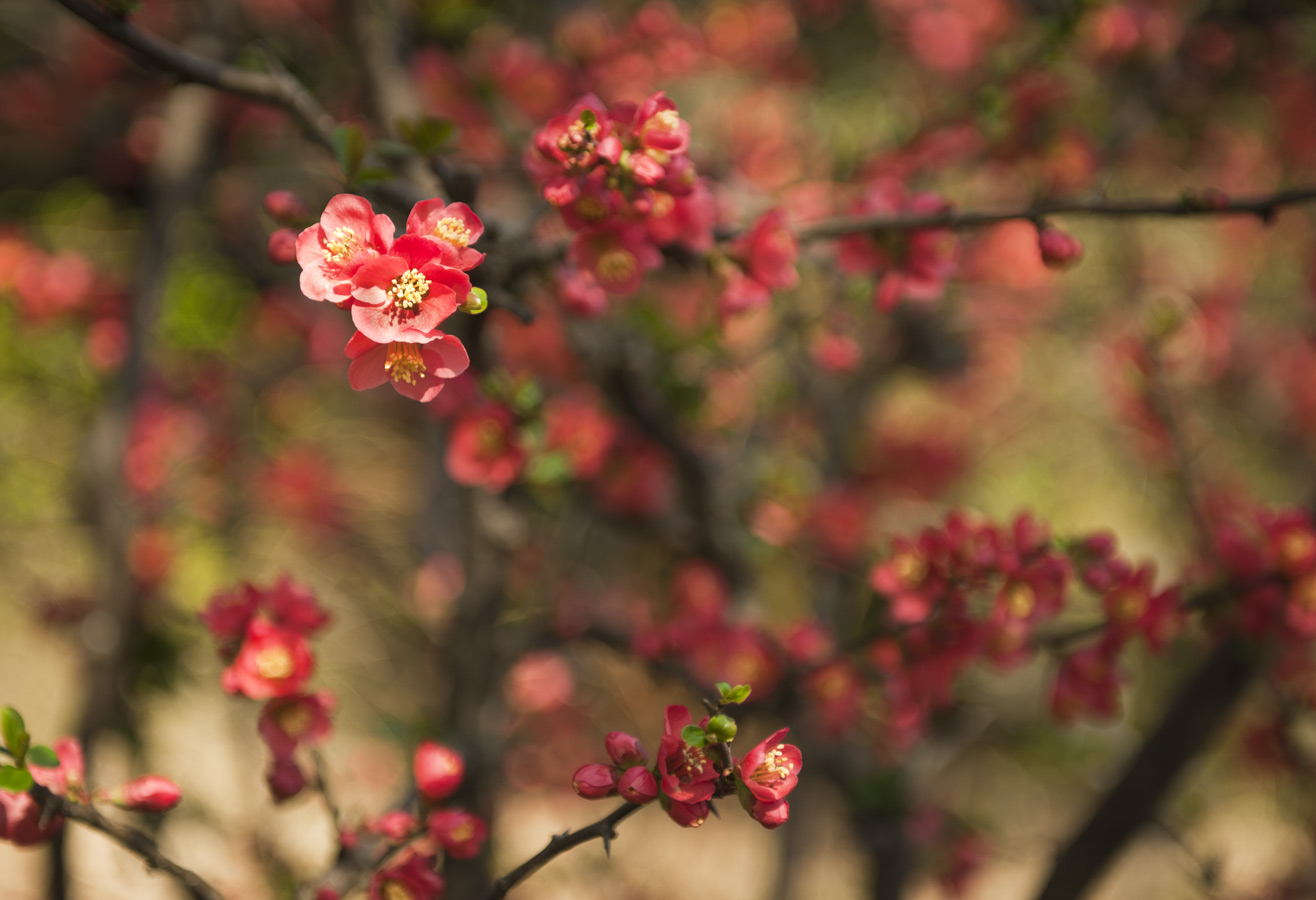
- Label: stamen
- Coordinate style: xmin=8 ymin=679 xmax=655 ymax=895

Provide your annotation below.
xmin=323 ymin=227 xmax=361 ymax=263
xmin=385 ymin=343 xmax=427 ymax=385
xmin=256 ymin=647 xmax=294 ymax=680
xmin=596 ymin=249 xmax=636 ymax=285
xmin=389 ymin=269 xmax=431 ymax=310
xmin=433 ymin=217 xmax=472 ymax=248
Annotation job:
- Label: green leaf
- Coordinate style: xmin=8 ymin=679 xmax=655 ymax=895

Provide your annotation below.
xmin=725 ymin=684 xmax=752 ymax=705
xmin=716 ymin=682 xmax=732 ymax=696
xmin=27 ymin=745 xmax=59 ymax=768
xmin=332 ymin=125 xmax=367 ymax=183
xmin=523 ymin=452 xmax=572 ymax=486
xmin=579 ymin=108 xmax=597 ymax=129
xmin=1 ymin=707 xmax=27 ymax=759
xmin=680 ymin=725 xmax=707 ymax=748
xmin=0 ymin=765 xmax=33 ymax=792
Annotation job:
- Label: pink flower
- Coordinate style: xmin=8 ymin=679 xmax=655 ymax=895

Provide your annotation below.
xmin=414 ymin=741 xmax=464 ymax=802
xmin=568 ymin=225 xmax=662 ymax=297
xmin=258 ymin=691 xmax=335 ymax=758
xmin=220 ymin=618 xmax=316 ymax=700
xmin=445 ymin=405 xmax=526 ymax=492
xmin=656 ymin=706 xmax=718 ymax=804
xmin=366 ymin=810 xmax=418 ymax=842
xmin=530 ymin=94 xmax=614 ymax=178
xmin=543 ymin=393 xmax=618 ymax=480
xmin=0 ymin=789 xmax=62 ymax=846
xmin=427 ymin=809 xmax=488 ymax=859
xmin=736 ymin=728 xmax=801 ymax=802
xmin=346 ymin=330 xmax=470 ymax=404
xmin=746 ymin=797 xmax=789 ymax=829
xmin=296 ymin=194 xmax=394 ymax=305
xmin=632 ymin=91 xmax=690 ymax=156
xmin=662 ymin=797 xmax=710 ymax=827
xmin=268 ymin=228 xmax=299 ymax=265
xmin=604 ymin=732 xmax=648 ymax=768
xmin=556 ymin=263 xmax=610 ymax=317
xmin=265 ymin=575 xmax=331 ymax=635
xmin=406 ymin=200 xmax=486 ymax=271
xmin=198 ymin=582 xmax=261 ymax=652
xmin=735 ymin=209 xmax=798 ymax=290
xmin=350 ymin=235 xmax=470 ymax=343
xmin=264 ymin=190 xmax=310 ymax=224
xmin=718 ymin=265 xmax=771 ymax=317
xmin=369 ymin=853 xmax=445 ymax=900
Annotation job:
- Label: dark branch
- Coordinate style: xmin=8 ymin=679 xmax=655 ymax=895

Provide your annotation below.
xmin=53 ymin=0 xmax=338 ymax=152
xmin=792 ymin=185 xmax=1316 ymax=241
xmin=486 ymin=802 xmax=644 ymax=900
xmin=32 ymin=786 xmax=226 ymax=900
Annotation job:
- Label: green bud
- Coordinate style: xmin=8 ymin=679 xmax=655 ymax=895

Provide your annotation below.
xmin=706 ymin=714 xmax=738 ymax=743
xmin=460 ymin=287 xmax=489 ymax=315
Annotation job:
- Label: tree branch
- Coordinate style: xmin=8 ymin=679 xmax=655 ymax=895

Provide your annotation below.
xmin=791 ymin=185 xmax=1316 ymax=242
xmin=52 ymin=0 xmax=338 ymax=152
xmin=486 ymin=802 xmax=645 ymax=900
xmin=31 ymin=786 xmax=226 ymax=900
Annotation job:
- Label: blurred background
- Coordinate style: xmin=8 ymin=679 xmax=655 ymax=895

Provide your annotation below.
xmin=3 ymin=0 xmax=1316 ymax=898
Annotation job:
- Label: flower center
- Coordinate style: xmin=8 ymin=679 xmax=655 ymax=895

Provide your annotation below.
xmin=891 ymin=551 xmax=926 ymax=589
xmin=323 ymin=227 xmax=361 ymax=264
xmin=1108 ymin=588 xmax=1145 ymax=623
xmin=596 ymin=249 xmax=636 ymax=285
xmin=256 ymin=646 xmax=294 ymax=680
xmin=382 ymin=880 xmax=414 ymax=900
xmin=385 ymin=343 xmax=427 ymax=385
xmin=557 ymin=116 xmax=599 ymax=167
xmin=277 ymin=703 xmax=312 ymax=738
xmin=450 ymin=821 xmax=475 ymax=842
xmin=1004 ymin=581 xmax=1035 ymax=619
xmin=753 ymin=745 xmax=795 ymax=784
xmin=675 ymin=745 xmax=708 ymax=779
xmin=433 ymin=217 xmax=471 ymax=248
xmin=389 ymin=269 xmax=431 ymax=310
xmin=574 ymin=196 xmax=609 ymax=222
xmin=1279 ymin=530 xmax=1315 ymax=569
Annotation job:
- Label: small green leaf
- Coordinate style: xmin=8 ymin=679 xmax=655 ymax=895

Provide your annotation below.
xmin=1 ymin=707 xmax=28 ymax=759
xmin=725 ymin=684 xmax=752 ymax=705
xmin=332 ymin=125 xmax=367 ymax=183
xmin=680 ymin=725 xmax=707 ymax=748
xmin=0 ymin=765 xmax=33 ymax=792
xmin=580 ymin=109 xmax=597 ymax=129
xmin=27 ymin=745 xmax=59 ymax=768
xmin=716 ymin=682 xmax=732 ymax=696
xmin=460 ymin=287 xmax=489 ymax=315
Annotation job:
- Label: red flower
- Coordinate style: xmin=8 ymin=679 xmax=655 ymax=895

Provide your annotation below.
xmin=445 ymin=405 xmax=526 ymax=492
xmin=296 ymin=194 xmax=394 ymax=305
xmin=265 ymin=575 xmax=332 ymax=636
xmin=736 ymin=728 xmax=801 ymax=802
xmin=220 ymin=618 xmax=315 ymax=700
xmin=618 ymin=766 xmax=658 ymax=804
xmin=746 ymin=797 xmax=789 ymax=829
xmin=656 ymin=706 xmax=718 ymax=804
xmin=662 ymin=797 xmax=710 ymax=828
xmin=0 ymin=789 xmax=62 ymax=846
xmin=369 ymin=853 xmax=445 ymax=900
xmin=735 ymin=209 xmax=798 ymax=291
xmin=414 ymin=741 xmax=464 ymax=802
xmin=406 ymin=200 xmax=485 ymax=271
xmin=258 ymin=691 xmax=335 ymax=758
xmin=568 ymin=224 xmax=662 ymax=297
xmin=350 ymin=235 xmax=470 ymax=343
xmin=543 ymin=393 xmax=618 ymax=480
xmin=427 ymin=809 xmax=488 ymax=859
xmin=346 ymin=330 xmax=470 ymax=404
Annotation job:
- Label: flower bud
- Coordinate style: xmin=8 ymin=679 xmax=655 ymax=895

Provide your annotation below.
xmin=107 ymin=775 xmax=182 ymax=812
xmin=1037 ymin=226 xmax=1083 ymax=269
xmin=748 ymin=797 xmax=789 ymax=829
xmin=604 ymin=731 xmax=648 ymax=768
xmin=268 ymin=228 xmax=299 ymax=265
xmin=414 ymin=741 xmax=464 ymax=801
xmin=266 ymin=758 xmax=306 ymax=803
xmin=617 ymin=765 xmax=658 ymax=804
xmin=571 ymin=763 xmax=619 ymax=799
xmin=460 ymin=287 xmax=489 ymax=314
xmin=705 ymin=714 xmax=737 ymax=743
xmin=263 ymin=190 xmax=310 ymax=224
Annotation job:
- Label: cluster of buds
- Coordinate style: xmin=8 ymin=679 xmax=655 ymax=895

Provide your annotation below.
xmin=1 ymin=712 xmax=180 ymax=848
xmin=327 ymin=742 xmax=486 ymax=900
xmin=271 ymin=192 xmax=488 ymax=403
xmin=571 ymin=685 xmax=802 ymax=830
xmin=199 ymin=576 xmax=334 ymax=801
xmin=526 ymin=92 xmax=714 ymax=310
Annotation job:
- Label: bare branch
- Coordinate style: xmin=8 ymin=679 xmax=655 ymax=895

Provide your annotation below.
xmin=486 ymin=802 xmax=645 ymax=900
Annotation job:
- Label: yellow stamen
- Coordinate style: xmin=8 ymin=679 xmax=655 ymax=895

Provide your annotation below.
xmin=433 ymin=217 xmax=471 ymax=248
xmin=277 ymin=703 xmax=311 ymax=738
xmin=596 ymin=249 xmax=636 ymax=285
xmin=1005 ymin=582 xmax=1035 ymax=619
xmin=323 ymin=227 xmax=360 ymax=263
xmin=382 ymin=880 xmax=413 ymax=900
xmin=389 ymin=269 xmax=431 ymax=310
xmin=256 ymin=646 xmax=294 ymax=680
xmin=385 ymin=343 xmax=427 ymax=385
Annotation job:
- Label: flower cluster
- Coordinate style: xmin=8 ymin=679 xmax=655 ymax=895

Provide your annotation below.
xmin=347 ymin=742 xmax=487 ymax=900
xmin=199 ymin=576 xmax=333 ymax=801
xmin=571 ymin=696 xmax=802 ymax=830
xmin=527 ymin=92 xmax=714 ymax=307
xmin=285 ymin=193 xmax=485 ymax=402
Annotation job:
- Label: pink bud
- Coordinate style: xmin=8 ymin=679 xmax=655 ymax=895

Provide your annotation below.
xmin=748 ymin=797 xmax=789 ymax=829
xmin=663 ymin=798 xmax=709 ymax=827
xmin=414 ymin=741 xmax=464 ymax=801
xmin=268 ymin=228 xmax=298 ymax=265
xmin=266 ymin=757 xmax=306 ymax=802
xmin=571 ymin=763 xmax=619 ymax=799
xmin=110 ymin=775 xmax=182 ymax=812
xmin=604 ymin=732 xmax=648 ymax=768
xmin=1037 ymin=226 xmax=1083 ymax=269
xmin=617 ymin=766 xmax=658 ymax=804
xmin=263 ymin=190 xmax=310 ymax=224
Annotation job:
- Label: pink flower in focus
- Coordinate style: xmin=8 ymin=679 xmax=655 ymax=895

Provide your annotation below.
xmin=656 ymin=705 xmax=717 ymax=804
xmin=662 ymin=797 xmax=710 ymax=827
xmin=746 ymin=797 xmax=789 ymax=829
xmin=406 ymin=199 xmax=486 ymax=271
xmin=735 ymin=728 xmax=801 ymax=802
xmin=296 ymin=194 xmax=394 ymax=305
xmin=605 ymin=732 xmax=648 ymax=768
xmin=349 ymin=235 xmax=470 ymax=343
xmin=346 ymin=330 xmax=470 ymax=404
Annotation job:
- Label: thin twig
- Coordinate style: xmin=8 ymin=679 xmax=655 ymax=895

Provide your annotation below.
xmin=31 ymin=786 xmax=226 ymax=900
xmin=486 ymin=802 xmax=645 ymax=900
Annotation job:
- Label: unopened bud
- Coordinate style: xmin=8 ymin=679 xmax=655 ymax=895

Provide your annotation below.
xmin=460 ymin=287 xmax=489 ymax=314
xmin=263 ymin=190 xmax=310 ymax=224
xmin=706 ymin=714 xmax=738 ymax=743
xmin=1037 ymin=225 xmax=1084 ymax=269
xmin=414 ymin=741 xmax=464 ymax=801
xmin=604 ymin=732 xmax=648 ymax=768
xmin=105 ymin=775 xmax=182 ymax=812
xmin=571 ymin=763 xmax=619 ymax=799
xmin=268 ymin=228 xmax=298 ymax=265
xmin=618 ymin=765 xmax=658 ymax=804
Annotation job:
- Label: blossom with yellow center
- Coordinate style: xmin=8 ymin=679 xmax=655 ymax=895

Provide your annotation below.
xmin=256 ymin=646 xmax=294 ymax=680
xmin=1004 ymin=581 xmax=1036 ymax=619
xmin=323 ymin=227 xmax=361 ymax=263
xmin=596 ymin=249 xmax=636 ymax=284
xmin=385 ymin=343 xmax=426 ymax=385
xmin=432 ymin=217 xmax=472 ymax=248
xmin=388 ymin=269 xmax=431 ymax=310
